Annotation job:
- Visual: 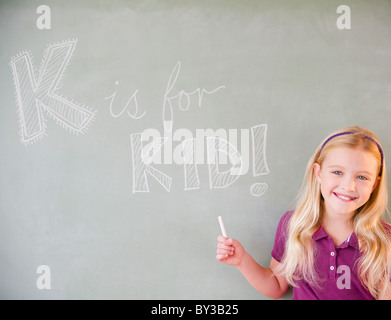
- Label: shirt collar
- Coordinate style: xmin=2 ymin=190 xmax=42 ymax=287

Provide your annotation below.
xmin=312 ymin=226 xmax=328 ymax=241
xmin=344 ymin=231 xmax=359 ymax=249
xmin=312 ymin=226 xmax=359 ymax=249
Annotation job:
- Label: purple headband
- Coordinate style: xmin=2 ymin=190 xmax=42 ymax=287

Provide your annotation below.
xmin=317 ymin=131 xmax=384 ymax=176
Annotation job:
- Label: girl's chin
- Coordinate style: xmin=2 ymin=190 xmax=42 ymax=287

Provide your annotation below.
xmin=324 ymin=202 xmax=358 ymax=218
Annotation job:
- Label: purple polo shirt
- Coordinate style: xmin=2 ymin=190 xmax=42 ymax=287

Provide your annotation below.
xmin=271 ymin=211 xmax=375 ymax=300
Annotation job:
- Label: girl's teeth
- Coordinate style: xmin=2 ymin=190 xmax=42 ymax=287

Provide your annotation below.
xmin=336 ymin=193 xmax=355 ymax=201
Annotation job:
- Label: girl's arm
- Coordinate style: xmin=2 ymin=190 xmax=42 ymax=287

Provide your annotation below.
xmin=216 ymin=236 xmax=289 ymax=300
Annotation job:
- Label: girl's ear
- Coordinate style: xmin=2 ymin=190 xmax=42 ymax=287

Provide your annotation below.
xmin=371 ymin=177 xmax=380 ymax=192
xmin=313 ymin=163 xmax=322 ymax=184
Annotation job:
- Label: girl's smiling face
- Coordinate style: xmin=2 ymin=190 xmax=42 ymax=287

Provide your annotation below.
xmin=313 ymin=147 xmax=380 ymax=219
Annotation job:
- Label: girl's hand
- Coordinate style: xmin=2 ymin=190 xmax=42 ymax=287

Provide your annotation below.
xmin=216 ymin=235 xmax=246 ymax=266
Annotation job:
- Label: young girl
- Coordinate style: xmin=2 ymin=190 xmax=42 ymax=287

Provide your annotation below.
xmin=216 ymin=126 xmax=391 ymax=300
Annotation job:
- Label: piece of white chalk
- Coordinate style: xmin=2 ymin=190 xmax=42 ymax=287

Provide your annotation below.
xmin=218 ymin=216 xmax=228 ymax=238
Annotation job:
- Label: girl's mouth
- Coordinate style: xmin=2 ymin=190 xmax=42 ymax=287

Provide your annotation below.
xmin=333 ymin=192 xmax=357 ymax=201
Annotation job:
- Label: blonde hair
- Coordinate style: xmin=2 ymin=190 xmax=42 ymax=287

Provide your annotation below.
xmin=279 ymin=126 xmax=391 ymax=299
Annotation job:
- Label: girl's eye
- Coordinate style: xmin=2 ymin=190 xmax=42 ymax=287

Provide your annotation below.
xmin=332 ymin=171 xmax=342 ymax=175
xmin=357 ymin=175 xmax=368 ymax=181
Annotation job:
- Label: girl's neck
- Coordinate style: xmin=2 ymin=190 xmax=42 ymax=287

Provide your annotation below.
xmin=321 ymin=209 xmax=355 ymax=246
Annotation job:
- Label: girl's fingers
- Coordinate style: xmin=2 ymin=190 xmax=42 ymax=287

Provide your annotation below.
xmin=216 ymin=254 xmax=227 ymax=260
xmin=216 ymin=236 xmax=243 ymax=266
xmin=217 ymin=243 xmax=233 ymax=250
xmin=217 ymin=235 xmax=234 ymax=245
xmin=216 ymin=248 xmax=233 ymax=255
xmin=216 ymin=245 xmax=234 ymax=256
xmin=217 ymin=235 xmax=227 ymax=242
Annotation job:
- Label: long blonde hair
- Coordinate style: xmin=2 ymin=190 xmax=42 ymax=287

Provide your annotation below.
xmin=279 ymin=126 xmax=391 ymax=298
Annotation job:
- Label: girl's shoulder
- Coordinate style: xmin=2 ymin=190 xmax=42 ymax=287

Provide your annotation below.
xmin=275 ymin=210 xmax=295 ymax=237
xmin=280 ymin=210 xmax=295 ymax=224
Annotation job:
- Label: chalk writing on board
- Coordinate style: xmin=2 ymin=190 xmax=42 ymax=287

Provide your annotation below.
xmin=250 ymin=183 xmax=269 ymax=197
xmin=130 ymin=133 xmax=172 ymax=193
xmin=104 ymin=61 xmax=223 ymax=124
xmin=182 ymin=138 xmax=200 ymax=190
xmin=9 ymin=39 xmax=96 ymax=145
xmin=207 ymin=136 xmax=242 ymax=189
xmin=131 ymin=124 xmax=269 ymax=195
xmin=162 ymin=61 xmax=226 ymax=132
xmin=104 ymin=82 xmax=146 ymax=119
xmin=251 ymin=124 xmax=270 ymax=176
xmin=9 ymin=38 xmax=269 ymax=196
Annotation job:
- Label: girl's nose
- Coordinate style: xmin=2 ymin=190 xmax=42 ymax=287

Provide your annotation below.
xmin=341 ymin=176 xmax=356 ymax=191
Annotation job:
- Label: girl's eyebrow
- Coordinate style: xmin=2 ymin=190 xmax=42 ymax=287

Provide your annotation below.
xmin=325 ymin=164 xmax=345 ymax=170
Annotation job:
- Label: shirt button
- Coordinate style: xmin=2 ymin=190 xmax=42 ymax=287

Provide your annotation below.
xmin=330 ymin=266 xmax=335 ymax=270
xmin=330 ymin=252 xmax=335 ymax=256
